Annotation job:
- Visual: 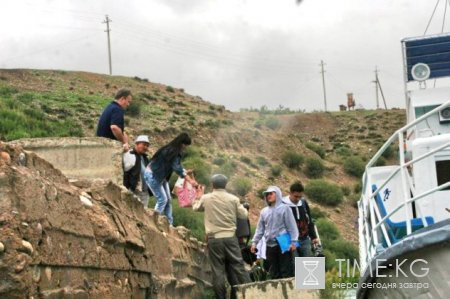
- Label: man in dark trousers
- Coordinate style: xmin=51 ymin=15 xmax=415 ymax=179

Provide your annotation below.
xmin=282 ymin=182 xmax=319 ymax=269
xmin=250 ymin=186 xmax=298 ymax=279
xmin=123 ymin=135 xmax=151 ymax=207
xmin=193 ymin=174 xmax=251 ymax=299
xmin=96 ymin=88 xmax=132 ymax=151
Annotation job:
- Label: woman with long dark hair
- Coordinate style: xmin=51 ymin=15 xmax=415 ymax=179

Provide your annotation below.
xmin=144 ymin=133 xmax=195 ymax=224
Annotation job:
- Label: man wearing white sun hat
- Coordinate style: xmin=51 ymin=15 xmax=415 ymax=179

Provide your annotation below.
xmin=123 ymin=135 xmax=151 ymax=207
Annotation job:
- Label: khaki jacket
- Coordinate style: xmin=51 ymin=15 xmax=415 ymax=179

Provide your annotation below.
xmin=193 ymin=189 xmax=248 ymax=238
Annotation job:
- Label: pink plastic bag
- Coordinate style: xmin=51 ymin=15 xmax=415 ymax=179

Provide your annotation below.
xmin=177 ymin=179 xmax=197 ymax=208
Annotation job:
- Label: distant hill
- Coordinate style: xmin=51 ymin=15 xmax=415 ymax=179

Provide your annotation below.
xmin=0 ymin=69 xmax=406 ymax=251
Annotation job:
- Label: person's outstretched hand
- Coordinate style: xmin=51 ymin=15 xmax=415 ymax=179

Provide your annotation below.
xmin=289 ymin=243 xmax=297 ymax=252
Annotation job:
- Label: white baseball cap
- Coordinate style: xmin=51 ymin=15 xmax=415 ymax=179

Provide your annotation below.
xmin=262 ymin=186 xmax=278 ymax=196
xmin=135 ymin=135 xmax=150 ymax=144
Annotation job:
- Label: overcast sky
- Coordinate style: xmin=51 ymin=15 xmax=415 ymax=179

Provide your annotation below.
xmin=1 ymin=0 xmax=448 ymax=111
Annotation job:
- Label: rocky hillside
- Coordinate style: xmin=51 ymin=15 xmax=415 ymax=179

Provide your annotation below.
xmin=0 ymin=69 xmax=406 ymax=248
xmin=0 ymin=142 xmax=211 ymax=298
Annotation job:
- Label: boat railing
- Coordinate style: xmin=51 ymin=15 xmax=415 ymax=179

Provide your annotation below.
xmin=359 ymin=100 xmax=450 ymax=269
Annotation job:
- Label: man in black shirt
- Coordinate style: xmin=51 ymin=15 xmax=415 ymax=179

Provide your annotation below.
xmin=282 ymin=181 xmax=318 ymax=259
xmin=96 ymin=89 xmax=132 ymax=151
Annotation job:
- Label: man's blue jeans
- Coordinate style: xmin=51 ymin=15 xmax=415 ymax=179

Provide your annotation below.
xmin=291 ymin=237 xmax=312 ymax=276
xmin=144 ymin=170 xmax=173 ymax=224
xmin=295 ymin=237 xmax=312 ymax=257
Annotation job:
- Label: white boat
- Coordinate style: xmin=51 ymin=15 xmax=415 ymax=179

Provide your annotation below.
xmin=357 ymin=33 xmax=450 ymax=298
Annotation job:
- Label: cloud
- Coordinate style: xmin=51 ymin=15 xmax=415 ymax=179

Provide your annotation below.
xmin=0 ymin=0 xmax=446 ymax=111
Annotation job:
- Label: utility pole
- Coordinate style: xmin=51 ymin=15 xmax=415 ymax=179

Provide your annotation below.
xmin=377 ymin=71 xmax=388 ymax=110
xmin=320 ymin=60 xmax=328 ymax=112
xmin=103 ymin=15 xmax=112 ymax=75
xmin=373 ymin=66 xmax=380 ymax=109
xmin=373 ymin=67 xmax=388 ymax=110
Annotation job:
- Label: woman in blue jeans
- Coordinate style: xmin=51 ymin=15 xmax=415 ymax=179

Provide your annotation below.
xmin=144 ymin=133 xmax=196 ymax=225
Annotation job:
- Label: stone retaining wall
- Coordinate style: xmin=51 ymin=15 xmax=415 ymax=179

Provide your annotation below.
xmin=9 ymin=137 xmax=123 ymax=184
xmin=235 ymin=278 xmax=319 ymax=299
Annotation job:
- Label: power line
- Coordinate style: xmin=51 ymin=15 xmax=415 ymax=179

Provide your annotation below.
xmin=112 ymin=28 xmax=316 ymax=75
xmin=2 ymin=35 xmax=94 ymax=63
xmin=424 ymin=0 xmax=441 ymax=35
xmin=114 ymin=19 xmax=318 ymax=69
xmin=442 ymin=0 xmax=448 ymax=32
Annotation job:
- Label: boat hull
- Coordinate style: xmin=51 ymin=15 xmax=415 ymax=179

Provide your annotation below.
xmin=358 ymin=220 xmax=450 ymax=299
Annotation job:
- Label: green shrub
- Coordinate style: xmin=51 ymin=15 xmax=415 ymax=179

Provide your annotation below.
xmin=264 ymin=117 xmax=281 ymax=130
xmin=182 ymin=157 xmax=211 ymax=186
xmin=140 ymin=92 xmax=158 ymax=101
xmin=256 ymin=187 xmax=266 ymax=199
xmin=354 ymin=181 xmax=362 ymax=194
xmin=254 ymin=119 xmax=263 ymax=129
xmin=127 ymin=100 xmax=142 ymax=117
xmin=375 ymin=156 xmax=386 ymax=166
xmin=172 ymin=200 xmax=205 ymax=241
xmin=166 ymin=86 xmax=175 ymax=93
xmin=23 ymin=107 xmax=45 ymax=120
xmin=270 ymin=164 xmax=282 ymax=177
xmin=218 ymin=161 xmax=237 ymax=178
xmin=323 ymin=249 xmax=338 ymax=271
xmin=282 ymin=151 xmax=304 ymax=169
xmin=204 ymin=119 xmax=221 ymax=129
xmin=0 ymin=85 xmax=18 ymax=97
xmin=2 ymin=98 xmax=20 ymax=109
xmin=240 ymin=156 xmax=252 ymax=165
xmin=343 ymin=156 xmax=365 ymax=177
xmin=16 ymin=93 xmax=35 ymax=104
xmin=335 ymin=146 xmax=352 ymax=157
xmin=382 ymin=144 xmax=394 ymax=159
xmin=305 ymin=180 xmax=344 ymax=206
xmin=305 ymin=142 xmax=326 ymax=159
xmin=328 ymin=239 xmax=359 ymax=262
xmin=305 ymin=157 xmax=325 ymax=178
xmin=256 ymin=156 xmax=268 ymax=166
xmin=213 ymin=157 xmax=226 ymax=166
xmin=183 ymin=146 xmax=203 ymax=159
xmin=340 ymin=185 xmax=351 ymax=196
xmin=315 ymin=218 xmax=340 ymax=244
xmin=0 ymin=107 xmax=83 ymax=141
xmin=232 ymin=177 xmax=252 ymax=196
xmin=348 ymin=193 xmax=361 ymax=208
xmin=310 ymin=207 xmax=327 ymax=220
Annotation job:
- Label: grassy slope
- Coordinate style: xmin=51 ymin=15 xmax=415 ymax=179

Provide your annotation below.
xmin=0 ymin=69 xmax=406 ymax=250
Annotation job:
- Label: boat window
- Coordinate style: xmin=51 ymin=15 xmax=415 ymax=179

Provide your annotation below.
xmin=436 ymin=159 xmax=450 ymax=191
xmin=415 ymin=105 xmax=439 ymax=118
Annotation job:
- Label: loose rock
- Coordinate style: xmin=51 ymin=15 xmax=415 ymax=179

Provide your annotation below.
xmin=15 ymin=253 xmax=29 ymax=273
xmin=0 ymin=151 xmax=11 ymax=164
xmin=80 ymin=195 xmax=93 ymax=207
xmin=33 ymin=265 xmax=41 ymax=283
xmin=44 ymin=267 xmax=52 ymax=281
xmin=18 ymin=152 xmax=27 ymax=166
xmin=21 ymin=240 xmax=34 ymax=255
xmin=0 ymin=242 xmax=5 ymax=253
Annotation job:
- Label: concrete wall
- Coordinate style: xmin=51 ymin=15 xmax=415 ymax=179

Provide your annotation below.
xmin=235 ymin=278 xmax=319 ymax=299
xmin=10 ymin=137 xmax=123 ymax=184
